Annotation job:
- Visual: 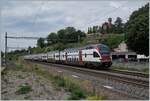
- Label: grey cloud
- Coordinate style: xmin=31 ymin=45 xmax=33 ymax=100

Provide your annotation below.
xmin=0 ymin=0 xmax=149 ymax=51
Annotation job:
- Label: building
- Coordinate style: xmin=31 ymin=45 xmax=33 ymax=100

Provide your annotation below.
xmin=114 ymin=41 xmax=128 ymax=52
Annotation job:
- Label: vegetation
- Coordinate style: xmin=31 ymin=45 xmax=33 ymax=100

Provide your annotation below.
xmin=32 ymin=65 xmax=86 ymax=100
xmin=15 ymin=85 xmax=32 ymax=95
xmin=98 ymin=34 xmax=124 ymax=49
xmin=6 ymin=33 xmax=125 ymax=61
xmin=53 ymin=76 xmax=86 ymax=100
xmin=87 ymin=17 xmax=124 ymax=34
xmin=125 ymin=3 xmax=149 ymax=56
xmin=7 ymin=49 xmax=29 ymax=61
xmin=37 ymin=38 xmax=45 ymax=48
xmin=14 ymin=60 xmax=105 ymax=100
xmin=86 ymin=95 xmax=105 ymax=100
xmin=1 ymin=51 xmax=4 ymax=58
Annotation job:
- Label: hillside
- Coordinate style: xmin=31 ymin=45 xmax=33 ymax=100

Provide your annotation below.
xmin=32 ymin=33 xmax=125 ymax=53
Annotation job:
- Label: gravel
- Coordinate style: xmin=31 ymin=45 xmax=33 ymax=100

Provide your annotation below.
xmin=34 ymin=62 xmax=148 ymax=100
xmin=1 ymin=66 xmax=70 ymax=100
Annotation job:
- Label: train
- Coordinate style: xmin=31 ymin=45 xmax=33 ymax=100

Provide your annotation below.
xmin=24 ymin=44 xmax=112 ymax=69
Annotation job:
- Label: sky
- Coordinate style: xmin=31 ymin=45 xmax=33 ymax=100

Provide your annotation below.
xmin=0 ymin=0 xmax=149 ymax=52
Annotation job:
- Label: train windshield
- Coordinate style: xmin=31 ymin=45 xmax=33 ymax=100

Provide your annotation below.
xmin=100 ymin=46 xmax=109 ymax=52
xmin=98 ymin=45 xmax=110 ymax=55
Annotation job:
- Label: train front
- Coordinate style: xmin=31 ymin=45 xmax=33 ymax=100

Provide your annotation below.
xmin=96 ymin=44 xmax=112 ymax=68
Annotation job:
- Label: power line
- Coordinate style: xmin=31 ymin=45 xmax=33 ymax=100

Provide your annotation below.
xmin=6 ymin=35 xmax=81 ymax=42
xmin=7 ymin=36 xmax=44 ymax=40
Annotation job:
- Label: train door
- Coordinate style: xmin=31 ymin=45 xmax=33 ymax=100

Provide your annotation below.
xmin=79 ymin=50 xmax=83 ymax=65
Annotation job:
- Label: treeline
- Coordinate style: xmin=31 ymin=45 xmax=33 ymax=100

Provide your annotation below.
xmin=125 ymin=3 xmax=149 ymax=56
xmin=87 ymin=17 xmax=124 ymax=34
xmin=37 ymin=27 xmax=86 ymax=48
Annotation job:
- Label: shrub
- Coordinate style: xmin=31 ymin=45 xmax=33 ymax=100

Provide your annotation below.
xmin=15 ymin=85 xmax=32 ymax=95
xmin=68 ymin=88 xmax=86 ymax=100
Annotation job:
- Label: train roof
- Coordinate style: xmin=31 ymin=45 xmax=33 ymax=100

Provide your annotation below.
xmin=81 ymin=43 xmax=108 ymax=49
xmin=64 ymin=48 xmax=79 ymax=52
xmin=63 ymin=43 xmax=108 ymax=52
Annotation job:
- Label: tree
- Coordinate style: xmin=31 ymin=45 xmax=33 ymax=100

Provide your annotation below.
xmin=108 ymin=17 xmax=113 ymax=33
xmin=98 ymin=26 xmax=102 ymax=33
xmin=37 ymin=38 xmax=45 ymax=48
xmin=57 ymin=27 xmax=85 ymax=43
xmin=102 ymin=22 xmax=109 ymax=34
xmin=47 ymin=32 xmax=58 ymax=45
xmin=28 ymin=46 xmax=32 ymax=54
xmin=87 ymin=27 xmax=90 ymax=34
xmin=125 ymin=3 xmax=149 ymax=56
xmin=57 ymin=29 xmax=66 ymax=43
xmin=114 ymin=17 xmax=124 ymax=34
xmin=89 ymin=27 xmax=93 ymax=33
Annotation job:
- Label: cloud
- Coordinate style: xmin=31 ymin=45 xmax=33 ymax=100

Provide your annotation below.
xmin=109 ymin=1 xmax=122 ymax=8
xmin=0 ymin=0 xmax=149 ymax=51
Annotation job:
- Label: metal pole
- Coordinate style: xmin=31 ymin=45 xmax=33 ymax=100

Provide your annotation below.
xmin=5 ymin=32 xmax=7 ymax=67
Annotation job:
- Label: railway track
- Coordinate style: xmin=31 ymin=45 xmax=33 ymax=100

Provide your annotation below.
xmin=109 ymin=69 xmax=149 ymax=78
xmin=28 ymin=60 xmax=149 ymax=99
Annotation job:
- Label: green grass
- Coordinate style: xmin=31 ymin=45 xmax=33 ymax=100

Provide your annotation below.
xmin=30 ymin=65 xmax=87 ymax=100
xmin=15 ymin=85 xmax=32 ymax=95
xmin=86 ymin=95 xmax=106 ymax=100
xmin=15 ymin=64 xmax=23 ymax=70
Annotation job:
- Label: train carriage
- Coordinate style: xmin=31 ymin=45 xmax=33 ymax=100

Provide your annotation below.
xmin=47 ymin=51 xmax=56 ymax=63
xmin=59 ymin=51 xmax=66 ymax=64
xmin=64 ymin=48 xmax=79 ymax=65
xmin=23 ymin=43 xmax=112 ymax=69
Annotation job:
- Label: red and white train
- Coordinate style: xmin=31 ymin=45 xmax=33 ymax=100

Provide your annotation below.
xmin=24 ymin=44 xmax=112 ymax=69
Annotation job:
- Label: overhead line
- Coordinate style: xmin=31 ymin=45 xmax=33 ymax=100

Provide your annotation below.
xmin=7 ymin=36 xmax=44 ymax=39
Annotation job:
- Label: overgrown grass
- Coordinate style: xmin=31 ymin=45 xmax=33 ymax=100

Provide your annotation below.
xmin=15 ymin=85 xmax=32 ymax=95
xmin=32 ymin=67 xmax=86 ymax=99
xmin=15 ymin=60 xmax=106 ymax=100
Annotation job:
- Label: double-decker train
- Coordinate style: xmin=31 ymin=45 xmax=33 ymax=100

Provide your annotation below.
xmin=24 ymin=44 xmax=112 ymax=69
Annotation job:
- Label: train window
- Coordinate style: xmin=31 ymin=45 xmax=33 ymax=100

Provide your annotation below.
xmin=93 ymin=52 xmax=99 ymax=57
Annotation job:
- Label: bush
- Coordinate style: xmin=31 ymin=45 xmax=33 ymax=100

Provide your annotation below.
xmin=15 ymin=85 xmax=32 ymax=95
xmin=54 ymin=76 xmax=65 ymax=87
xmin=68 ymin=88 xmax=86 ymax=100
xmin=52 ymin=76 xmax=86 ymax=100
